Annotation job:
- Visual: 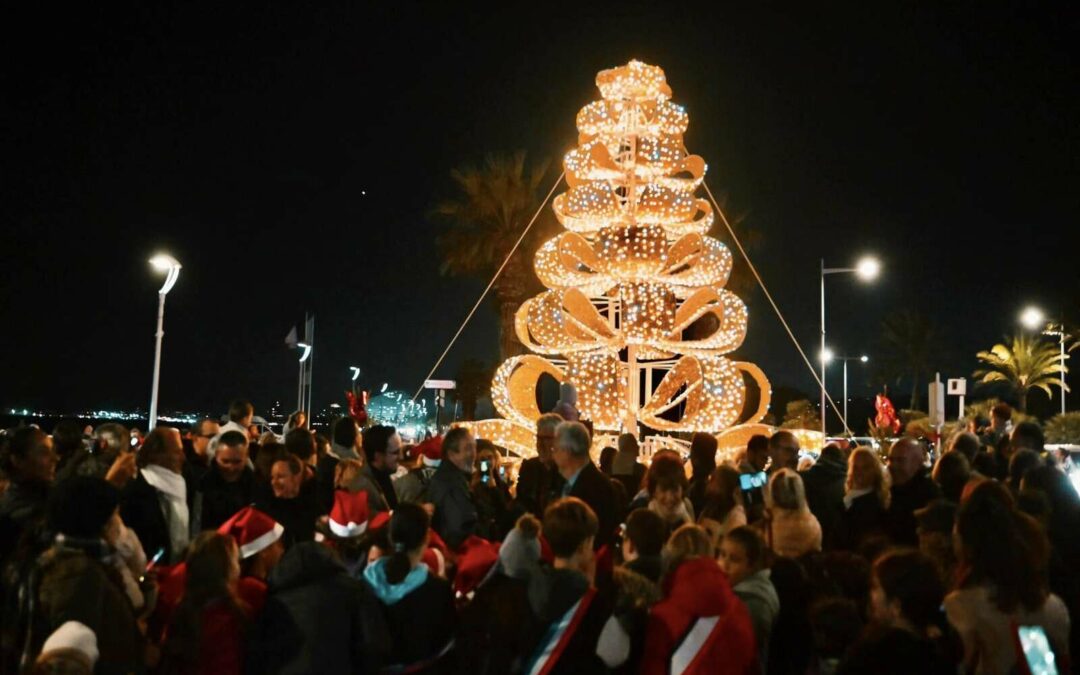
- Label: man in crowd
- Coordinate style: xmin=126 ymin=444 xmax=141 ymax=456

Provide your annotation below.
xmin=184 ymin=418 xmax=218 ymax=485
xmin=356 ymin=425 xmax=401 ymax=512
xmin=611 ymin=432 xmax=646 ymax=503
xmin=739 ymin=434 xmax=771 ymax=474
xmin=429 ymin=427 xmax=479 ymax=549
xmin=394 ymin=435 xmax=441 ymax=506
xmin=56 ymin=423 xmax=137 ymax=489
xmin=801 ymin=442 xmax=848 ymax=549
xmin=192 ymin=430 xmax=254 ymax=531
xmin=120 ymin=426 xmax=189 ymax=563
xmin=885 ymin=437 xmax=941 ymax=546
xmin=552 ymin=421 xmax=617 ymax=550
xmin=516 ymin=413 xmax=564 ymax=517
xmin=768 ymin=430 xmax=800 ymax=474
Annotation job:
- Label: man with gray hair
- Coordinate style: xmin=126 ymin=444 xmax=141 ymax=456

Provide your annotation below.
xmin=56 ymin=423 xmax=137 ymax=488
xmin=515 ymin=413 xmax=565 ymax=516
xmin=552 ymin=421 xmax=617 ymax=549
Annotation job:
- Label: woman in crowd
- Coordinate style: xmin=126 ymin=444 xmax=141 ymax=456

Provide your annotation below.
xmin=945 ymin=480 xmax=1070 ymax=674
xmin=363 ymin=502 xmax=455 ymax=670
xmin=838 ymin=549 xmax=954 ymax=674
xmin=161 ymin=532 xmax=257 ymax=675
xmin=835 ymin=447 xmax=889 ymax=552
xmin=763 ymin=468 xmax=822 ymax=558
xmin=931 ymin=450 xmax=970 ymax=503
xmin=641 ymin=452 xmax=695 ymax=535
xmin=256 ymin=453 xmax=321 ymax=548
xmin=697 ymin=464 xmax=747 ymax=554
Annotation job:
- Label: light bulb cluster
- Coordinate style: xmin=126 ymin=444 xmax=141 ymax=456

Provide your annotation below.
xmin=469 ymin=60 xmax=772 ymax=459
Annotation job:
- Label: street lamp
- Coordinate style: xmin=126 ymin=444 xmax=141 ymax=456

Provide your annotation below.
xmin=296 ymin=342 xmax=311 ymax=412
xmin=838 ymin=355 xmax=869 ymax=436
xmin=821 ymin=255 xmax=880 ymax=437
xmin=1019 ymin=306 xmax=1068 ymax=415
xmin=148 ymin=253 xmax=182 ymax=430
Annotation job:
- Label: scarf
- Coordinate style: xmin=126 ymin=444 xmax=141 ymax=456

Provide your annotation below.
xmin=141 ymin=464 xmax=189 ymax=562
xmin=843 ymin=487 xmax=872 ymax=509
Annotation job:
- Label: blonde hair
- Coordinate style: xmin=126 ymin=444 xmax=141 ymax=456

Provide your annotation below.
xmin=766 ymin=468 xmax=807 ymax=511
xmin=845 ymin=447 xmax=891 ymax=509
xmin=334 ymin=459 xmax=364 ymax=491
xmin=662 ymin=524 xmax=713 ymax=576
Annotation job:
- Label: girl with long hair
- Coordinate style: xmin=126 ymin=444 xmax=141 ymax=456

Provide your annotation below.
xmin=835 ymin=447 xmax=890 ymax=551
xmin=161 ymin=532 xmax=254 ymax=675
xmin=763 ymin=468 xmax=822 ymax=558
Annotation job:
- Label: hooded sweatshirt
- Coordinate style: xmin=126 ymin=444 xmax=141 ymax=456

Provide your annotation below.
xmin=641 ymin=557 xmax=757 ymax=675
xmin=362 ymin=556 xmax=456 ymax=669
xmin=733 ymin=569 xmax=780 ymax=673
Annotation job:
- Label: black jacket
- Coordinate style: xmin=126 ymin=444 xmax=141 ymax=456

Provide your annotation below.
xmin=119 ymin=473 xmax=174 ymax=563
xmin=255 ymin=481 xmax=321 ymax=549
xmin=887 ymin=470 xmax=941 ymax=546
xmin=249 ymin=542 xmax=389 ymax=674
xmin=457 ymin=573 xmax=539 ymax=675
xmin=429 ymin=460 xmax=479 ymax=550
xmin=193 ymin=464 xmax=255 ymax=532
xmin=800 ymin=455 xmax=848 ymax=549
xmin=368 ymin=573 xmax=456 ymax=670
xmin=566 ymin=462 xmax=618 ymax=550
xmin=835 ymin=491 xmax=888 ymax=552
xmin=515 ymin=457 xmax=564 ymax=517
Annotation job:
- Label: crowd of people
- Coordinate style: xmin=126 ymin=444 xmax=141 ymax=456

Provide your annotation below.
xmin=0 ymin=399 xmax=1076 ymax=674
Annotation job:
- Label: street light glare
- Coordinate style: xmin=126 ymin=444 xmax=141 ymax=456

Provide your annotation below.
xmin=1020 ymin=306 xmax=1046 ymax=330
xmin=860 ymin=355 xmax=869 ymax=362
xmin=149 ymin=253 xmax=181 ymax=271
xmin=297 ymin=342 xmax=312 ymax=363
xmin=855 ymin=256 xmax=881 ymax=281
xmin=820 ymin=348 xmax=834 ymax=364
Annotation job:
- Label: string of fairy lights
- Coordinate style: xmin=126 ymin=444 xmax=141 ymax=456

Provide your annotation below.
xmin=471 ymin=60 xmax=771 ymax=458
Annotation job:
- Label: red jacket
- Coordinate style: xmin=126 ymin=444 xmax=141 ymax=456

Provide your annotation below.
xmin=641 ymin=557 xmax=757 ymax=675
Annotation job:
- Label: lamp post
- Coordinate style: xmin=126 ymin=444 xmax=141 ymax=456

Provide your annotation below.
xmin=839 ymin=355 xmax=869 ymax=436
xmin=148 ymin=254 xmax=182 ymax=430
xmin=820 ymin=256 xmax=880 ymax=437
xmin=1020 ymin=306 xmax=1068 ymax=415
xmin=296 ymin=342 xmax=312 ymax=412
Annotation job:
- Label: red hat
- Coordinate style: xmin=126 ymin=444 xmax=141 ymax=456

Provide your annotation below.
xmin=412 ymin=436 xmax=443 ymax=467
xmin=452 ymin=535 xmax=500 ymax=598
xmin=369 ymin=510 xmax=391 ymax=531
xmin=329 ymin=490 xmax=370 ymax=538
xmin=217 ymin=507 xmax=284 ymax=559
xmin=421 ymin=547 xmax=446 ymax=577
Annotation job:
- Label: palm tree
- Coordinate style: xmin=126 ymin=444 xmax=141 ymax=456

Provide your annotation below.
xmin=876 ymin=309 xmax=938 ymax=410
xmin=974 ymin=333 xmax=1067 ymax=413
xmin=434 ymin=152 xmax=555 ymax=361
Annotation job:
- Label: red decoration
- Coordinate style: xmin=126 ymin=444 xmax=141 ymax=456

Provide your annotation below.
xmin=345 ymin=390 xmax=368 ymax=426
xmin=874 ymin=393 xmax=901 ymax=434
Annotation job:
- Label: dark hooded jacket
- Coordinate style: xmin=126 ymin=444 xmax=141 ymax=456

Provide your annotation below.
xmin=248 ymin=542 xmax=388 ymax=674
xmin=363 ymin=557 xmax=456 ymax=671
xmin=800 ymin=452 xmax=848 ymax=548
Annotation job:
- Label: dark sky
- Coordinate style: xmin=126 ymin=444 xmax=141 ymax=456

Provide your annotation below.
xmin=2 ymin=3 xmax=1078 ymax=419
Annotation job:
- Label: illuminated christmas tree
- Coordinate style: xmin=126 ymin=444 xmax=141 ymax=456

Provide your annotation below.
xmin=472 ymin=60 xmax=771 ymax=457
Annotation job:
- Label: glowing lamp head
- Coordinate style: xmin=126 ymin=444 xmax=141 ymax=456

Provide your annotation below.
xmin=148 ymin=253 xmax=182 ymax=294
xmin=820 ymin=348 xmax=835 ymax=365
xmin=1020 ymin=306 xmax=1046 ymax=331
xmin=297 ymin=342 xmax=312 ymax=363
xmin=855 ymin=256 xmax=881 ymax=281
xmin=860 ymin=355 xmax=869 ymax=363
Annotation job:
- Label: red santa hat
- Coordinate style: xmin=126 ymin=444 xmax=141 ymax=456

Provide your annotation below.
xmin=217 ymin=506 xmax=284 ymax=559
xmin=411 ymin=435 xmax=443 ymax=467
xmin=421 ymin=546 xmax=446 ymax=577
xmin=329 ymin=490 xmax=370 ymax=538
xmin=452 ymin=535 xmax=501 ymax=598
xmin=369 ymin=510 xmax=391 ymax=531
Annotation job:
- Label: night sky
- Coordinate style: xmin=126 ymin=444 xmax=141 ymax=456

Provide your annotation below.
xmin=3 ymin=4 xmax=1078 ymax=420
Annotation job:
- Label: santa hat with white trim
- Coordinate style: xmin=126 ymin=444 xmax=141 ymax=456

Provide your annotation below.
xmin=412 ymin=435 xmax=443 ymax=467
xmin=329 ymin=490 xmax=370 ymax=538
xmin=217 ymin=506 xmax=284 ymax=559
